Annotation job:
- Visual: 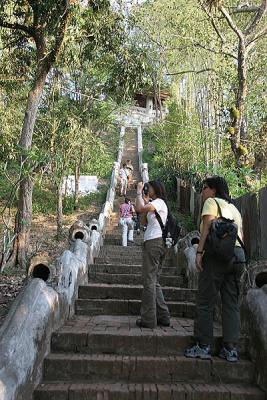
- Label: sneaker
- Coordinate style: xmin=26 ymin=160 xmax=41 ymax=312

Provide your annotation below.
xmin=184 ymin=344 xmax=212 ymax=360
xmin=219 ymin=347 xmax=238 ymax=362
xmin=157 ymin=319 xmax=170 ymax=327
xmin=136 ymin=318 xmax=156 ymax=329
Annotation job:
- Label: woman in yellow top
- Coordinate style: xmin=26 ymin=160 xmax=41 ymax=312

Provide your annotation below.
xmin=185 ymin=176 xmax=246 ymax=362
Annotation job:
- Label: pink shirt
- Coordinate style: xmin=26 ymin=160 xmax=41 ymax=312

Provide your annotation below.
xmin=120 ymin=203 xmax=133 ymax=218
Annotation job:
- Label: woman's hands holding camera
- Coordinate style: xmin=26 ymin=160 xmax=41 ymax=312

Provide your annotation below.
xmin=136 ymin=182 xmax=150 ymax=204
xmin=137 ymin=182 xmax=144 ymax=194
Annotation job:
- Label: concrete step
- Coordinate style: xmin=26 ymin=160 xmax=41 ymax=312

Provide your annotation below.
xmin=100 ymin=245 xmax=143 ymax=255
xmin=34 ymin=382 xmax=267 ymax=400
xmin=107 ymin=216 xmax=120 ymax=222
xmin=105 ymin=226 xmax=121 ymax=233
xmin=94 ymin=255 xmax=143 ymax=265
xmin=97 ymin=251 xmax=143 ymax=260
xmin=105 ymin=227 xmax=144 ymax=235
xmin=89 ymin=272 xmax=183 ymax=287
xmin=43 ymin=353 xmax=255 ymax=384
xmin=102 ymin=237 xmax=143 ymax=246
xmin=79 ymin=283 xmax=196 ymax=302
xmin=89 ymin=263 xmax=180 ymax=276
xmin=75 ymin=299 xmax=195 ymax=318
xmin=50 ymin=315 xmax=236 ymax=356
xmin=108 ymin=216 xmax=120 ymax=222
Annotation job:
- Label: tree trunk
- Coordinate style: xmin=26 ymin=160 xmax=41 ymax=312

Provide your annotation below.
xmin=229 ymin=39 xmax=248 ymax=165
xmin=56 ymin=182 xmax=64 ymax=239
xmin=64 ymin=177 xmax=68 ymax=197
xmin=214 ymin=96 xmax=222 ymax=170
xmin=14 ymin=71 xmax=47 ymax=269
xmin=157 ymin=83 xmax=163 ymax=120
xmin=237 ymin=39 xmax=248 ymax=143
xmin=16 ymin=178 xmax=34 ymax=269
xmin=152 ymin=76 xmax=159 ymax=120
xmin=254 ymin=119 xmax=267 ymax=177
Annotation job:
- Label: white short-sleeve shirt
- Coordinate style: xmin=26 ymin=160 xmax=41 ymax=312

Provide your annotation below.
xmin=119 ymin=168 xmax=128 ymax=180
xmin=144 ymin=198 xmax=168 ymax=242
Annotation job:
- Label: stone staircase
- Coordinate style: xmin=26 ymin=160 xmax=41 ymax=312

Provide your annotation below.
xmin=34 ymin=129 xmax=266 ymax=400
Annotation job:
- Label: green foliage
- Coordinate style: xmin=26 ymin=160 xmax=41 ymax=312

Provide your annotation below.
xmin=0 ymin=169 xmax=14 ymax=203
xmin=1 ymin=0 xmax=267 ymax=229
xmin=32 ymin=181 xmax=108 ymax=216
xmin=142 ymin=100 xmax=262 ymax=199
xmin=63 ymin=187 xmax=108 ymax=215
xmin=32 ymin=183 xmax=56 ymax=215
xmin=133 ymin=0 xmax=267 ymax=174
xmin=142 ymin=101 xmax=205 ymax=188
xmin=167 ymin=199 xmax=196 ymax=231
xmin=0 ymin=0 xmax=140 ymax=231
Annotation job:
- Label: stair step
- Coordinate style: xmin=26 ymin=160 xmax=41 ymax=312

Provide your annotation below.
xmin=125 ymin=190 xmax=138 ymax=195
xmin=89 ymin=263 xmax=180 ymax=276
xmin=98 ymin=250 xmax=142 ymax=264
xmin=103 ymin=237 xmax=143 ymax=246
xmin=50 ymin=315 xmax=241 ymax=356
xmin=34 ymin=382 xmax=266 ymax=400
xmin=105 ymin=228 xmax=141 ymax=235
xmin=79 ymin=283 xmax=196 ymax=302
xmin=100 ymin=245 xmax=143 ymax=255
xmin=98 ymin=251 xmax=142 ymax=259
xmin=75 ymin=299 xmax=195 ymax=318
xmin=94 ymin=256 xmax=142 ymax=265
xmin=89 ymin=273 xmax=183 ymax=287
xmin=43 ymin=353 xmax=255 ymax=384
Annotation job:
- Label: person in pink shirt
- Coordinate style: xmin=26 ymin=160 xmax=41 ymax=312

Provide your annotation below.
xmin=119 ymin=197 xmax=135 ymax=247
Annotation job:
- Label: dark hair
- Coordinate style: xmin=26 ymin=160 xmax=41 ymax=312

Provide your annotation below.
xmin=124 ymin=197 xmax=131 ymax=203
xmin=122 ymin=163 xmax=126 ymax=167
xmin=148 ymin=180 xmax=167 ymax=201
xmin=203 ymin=176 xmax=231 ymax=202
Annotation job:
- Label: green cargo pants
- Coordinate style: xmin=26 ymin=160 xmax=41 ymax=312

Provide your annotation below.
xmin=140 ymin=238 xmax=170 ymax=328
xmin=194 ymin=247 xmax=246 ymax=346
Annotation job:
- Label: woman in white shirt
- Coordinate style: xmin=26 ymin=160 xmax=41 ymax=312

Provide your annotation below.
xmin=126 ymin=159 xmax=134 ymax=187
xmin=135 ymin=180 xmax=170 ymax=329
xmin=119 ymin=163 xmax=129 ymax=196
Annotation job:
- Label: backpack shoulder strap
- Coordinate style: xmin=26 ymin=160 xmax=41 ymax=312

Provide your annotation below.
xmin=154 ymin=210 xmax=165 ymax=232
xmin=154 ymin=200 xmax=168 ymax=232
xmin=214 ymin=198 xmax=223 ymax=218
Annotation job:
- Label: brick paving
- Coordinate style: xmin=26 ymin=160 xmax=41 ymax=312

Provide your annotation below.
xmin=34 ymin=129 xmax=266 ymax=400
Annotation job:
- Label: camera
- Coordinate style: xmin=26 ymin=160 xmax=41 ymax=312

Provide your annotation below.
xmin=135 ymin=182 xmax=149 ymax=196
xmin=143 ymin=183 xmax=149 ymax=196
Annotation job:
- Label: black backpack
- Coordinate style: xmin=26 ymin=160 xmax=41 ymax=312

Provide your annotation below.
xmin=205 ymin=199 xmax=245 ymax=262
xmin=155 ymin=208 xmax=181 ymax=248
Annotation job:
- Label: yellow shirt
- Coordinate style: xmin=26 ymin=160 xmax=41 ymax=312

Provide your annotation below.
xmin=200 ymin=197 xmax=243 ymax=246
